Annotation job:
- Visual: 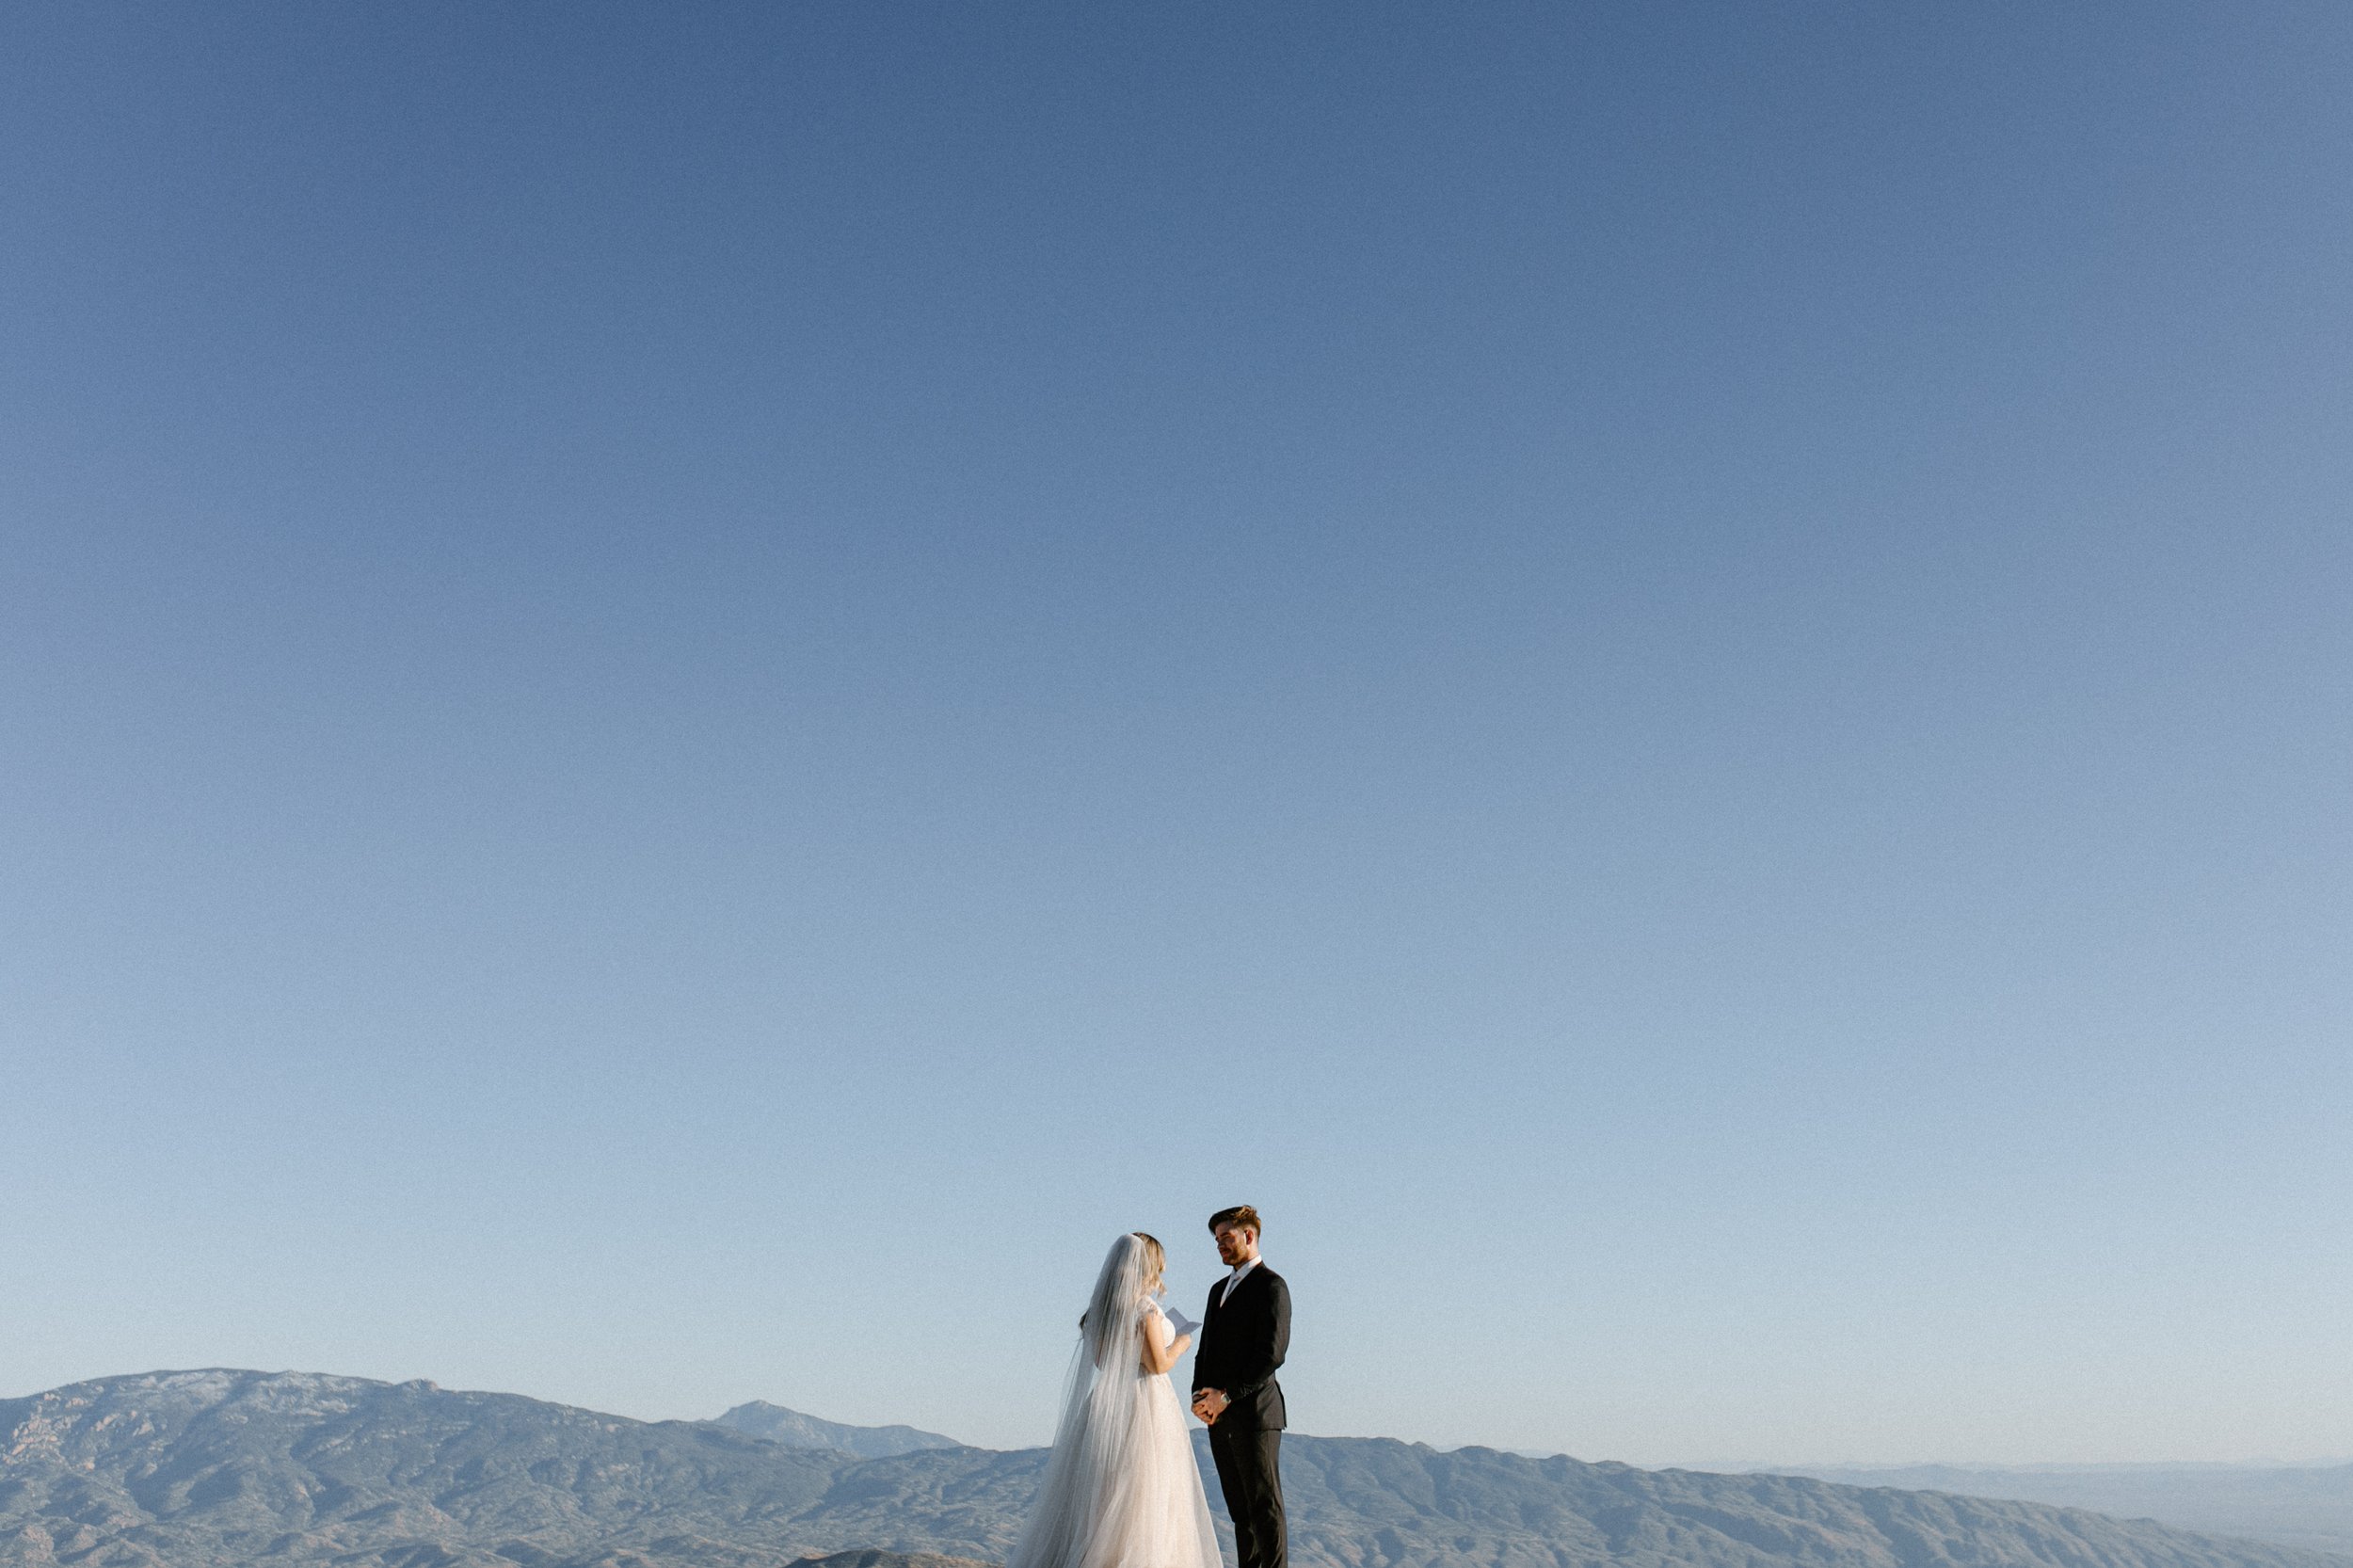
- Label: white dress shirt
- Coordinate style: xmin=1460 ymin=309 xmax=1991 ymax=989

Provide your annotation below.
xmin=1218 ymin=1257 xmax=1259 ymax=1304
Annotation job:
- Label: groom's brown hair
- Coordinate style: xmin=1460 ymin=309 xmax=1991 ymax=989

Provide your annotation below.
xmin=1208 ymin=1205 xmax=1260 ymax=1236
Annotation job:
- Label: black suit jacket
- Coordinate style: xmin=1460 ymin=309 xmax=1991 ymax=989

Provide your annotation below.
xmin=1192 ymin=1263 xmax=1289 ymax=1430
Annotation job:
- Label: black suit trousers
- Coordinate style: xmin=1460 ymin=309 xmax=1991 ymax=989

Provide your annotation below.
xmin=1208 ymin=1422 xmax=1285 ymax=1568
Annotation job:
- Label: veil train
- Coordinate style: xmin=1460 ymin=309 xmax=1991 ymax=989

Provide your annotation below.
xmin=1004 ymin=1235 xmax=1225 ymax=1568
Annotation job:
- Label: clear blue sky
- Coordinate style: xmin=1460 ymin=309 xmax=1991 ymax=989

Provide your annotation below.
xmin=3 ymin=2 xmax=2347 ymax=1466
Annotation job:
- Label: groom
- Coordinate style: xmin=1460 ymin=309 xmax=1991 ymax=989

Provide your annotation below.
xmin=1191 ymin=1206 xmax=1289 ymax=1568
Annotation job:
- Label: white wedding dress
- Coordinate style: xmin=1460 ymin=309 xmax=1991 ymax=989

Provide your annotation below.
xmin=1004 ymin=1236 xmax=1225 ymax=1568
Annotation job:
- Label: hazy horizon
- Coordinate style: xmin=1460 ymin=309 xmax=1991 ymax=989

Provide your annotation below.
xmin=11 ymin=1364 xmax=2350 ymax=1474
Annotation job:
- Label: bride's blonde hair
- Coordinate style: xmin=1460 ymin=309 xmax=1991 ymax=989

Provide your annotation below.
xmin=1132 ymin=1232 xmax=1166 ymax=1295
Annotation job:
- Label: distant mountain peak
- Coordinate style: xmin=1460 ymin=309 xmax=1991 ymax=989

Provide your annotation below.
xmin=712 ymin=1400 xmax=964 ymax=1458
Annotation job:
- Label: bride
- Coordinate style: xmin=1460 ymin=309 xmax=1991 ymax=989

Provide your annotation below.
xmin=1004 ymin=1233 xmax=1225 ymax=1568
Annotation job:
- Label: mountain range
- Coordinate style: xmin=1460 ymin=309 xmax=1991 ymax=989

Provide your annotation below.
xmin=1761 ymin=1466 xmax=2353 ymax=1559
xmin=711 ymin=1403 xmax=961 ymax=1461
xmin=7 ymin=1369 xmax=2349 ymax=1568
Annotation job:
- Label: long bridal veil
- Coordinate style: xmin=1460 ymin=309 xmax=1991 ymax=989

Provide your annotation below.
xmin=1005 ymin=1234 xmax=1223 ymax=1568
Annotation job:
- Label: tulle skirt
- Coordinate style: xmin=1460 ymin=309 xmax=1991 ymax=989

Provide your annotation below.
xmin=1007 ymin=1370 xmax=1223 ymax=1568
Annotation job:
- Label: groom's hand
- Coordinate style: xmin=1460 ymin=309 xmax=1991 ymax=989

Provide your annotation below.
xmin=1193 ymin=1389 xmax=1229 ymax=1423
